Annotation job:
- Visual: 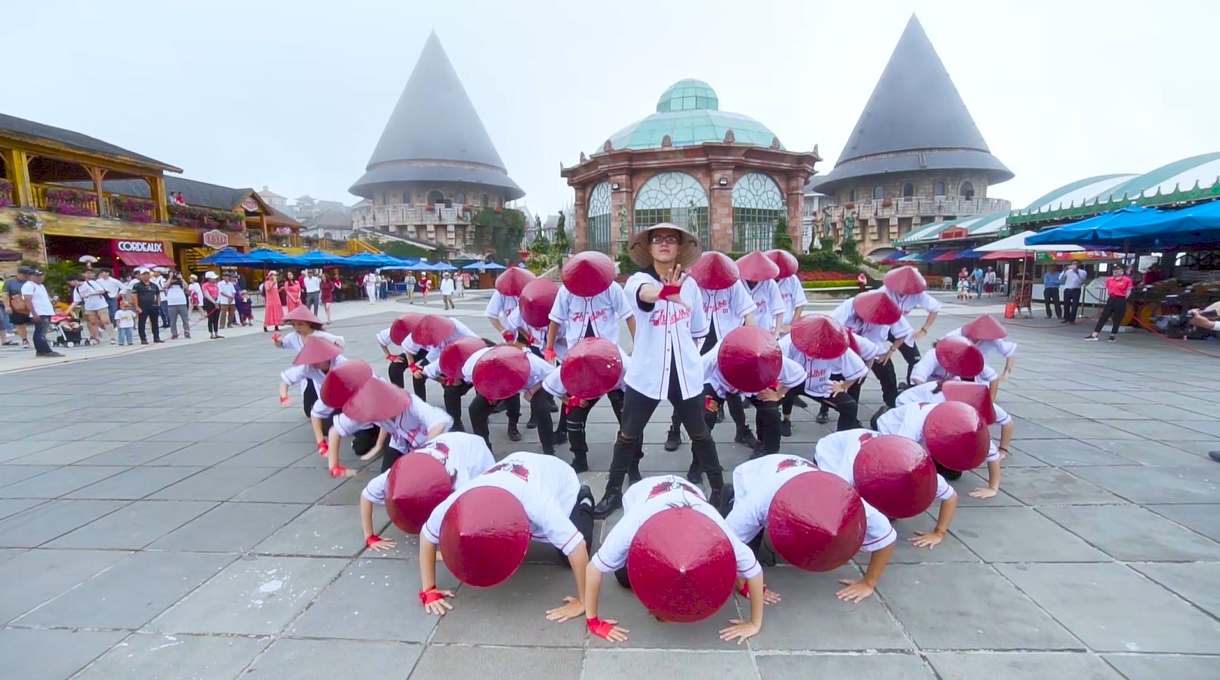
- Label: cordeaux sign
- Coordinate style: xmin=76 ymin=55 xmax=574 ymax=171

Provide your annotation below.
xmin=113 ymin=240 xmax=166 ymax=254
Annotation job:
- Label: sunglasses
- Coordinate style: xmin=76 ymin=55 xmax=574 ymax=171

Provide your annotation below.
xmin=650 ymin=235 xmax=680 ymax=245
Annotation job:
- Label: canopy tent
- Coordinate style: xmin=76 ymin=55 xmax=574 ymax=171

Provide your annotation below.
xmin=976 ymin=230 xmax=1085 ymax=253
xmin=981 ymin=250 xmax=1031 ymax=261
xmin=429 ymin=261 xmax=458 ymax=271
xmin=954 ymin=247 xmax=984 ymax=260
xmin=933 ymin=250 xmax=963 ymax=262
xmin=340 ymin=253 xmax=385 ymax=268
xmin=1026 ymin=202 xmax=1220 ymax=251
xmin=462 ymin=261 xmax=506 ymax=270
xmin=914 ymin=249 xmax=952 ymax=262
xmin=896 ymin=252 xmax=923 ymax=262
xmin=247 ymin=248 xmax=308 ymax=268
xmin=115 ymin=249 xmax=175 ymax=269
xmin=198 ymin=248 xmax=263 ymax=267
xmin=296 ymin=249 xmax=349 ymax=267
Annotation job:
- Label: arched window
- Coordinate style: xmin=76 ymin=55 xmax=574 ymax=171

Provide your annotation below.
xmin=873 ymin=186 xmax=885 ymax=200
xmin=960 ymin=181 xmax=975 ymax=200
xmin=902 ymin=183 xmax=914 ymax=198
xmin=427 ymin=190 xmax=445 ymax=206
xmin=633 ymin=172 xmax=709 ymax=245
xmin=848 ymin=189 xmax=857 ymax=203
xmin=456 ymin=192 xmax=466 ymax=205
xmin=587 ymin=182 xmax=613 ymax=254
xmin=934 ymin=182 xmax=946 ymax=197
xmin=482 ymin=194 xmax=489 ymax=208
xmin=731 ymin=172 xmax=785 ymax=252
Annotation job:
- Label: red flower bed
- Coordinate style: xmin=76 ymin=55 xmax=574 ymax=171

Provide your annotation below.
xmin=797 ymin=271 xmax=856 ymax=282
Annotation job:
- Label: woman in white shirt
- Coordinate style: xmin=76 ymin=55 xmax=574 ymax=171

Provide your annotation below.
xmin=163 ymin=272 xmax=191 ymax=339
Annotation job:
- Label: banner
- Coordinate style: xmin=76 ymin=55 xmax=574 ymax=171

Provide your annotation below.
xmin=112 ymin=239 xmax=165 ymax=255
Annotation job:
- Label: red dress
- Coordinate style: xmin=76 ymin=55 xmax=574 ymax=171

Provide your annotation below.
xmin=263 ymin=280 xmax=284 ymax=328
xmin=284 ymin=280 xmax=302 ymax=311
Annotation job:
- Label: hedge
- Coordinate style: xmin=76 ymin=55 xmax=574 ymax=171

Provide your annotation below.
xmin=802 ymin=280 xmax=859 ymax=289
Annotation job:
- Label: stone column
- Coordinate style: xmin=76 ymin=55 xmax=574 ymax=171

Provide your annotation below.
xmin=572 ymin=185 xmax=588 ymax=253
xmin=609 ymin=174 xmax=633 ymax=258
xmin=785 ymin=174 xmax=804 ymax=251
xmin=709 ymin=166 xmax=734 ymax=253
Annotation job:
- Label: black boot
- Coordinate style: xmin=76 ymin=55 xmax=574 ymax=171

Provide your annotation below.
xmin=780 ymin=419 xmax=792 ymax=437
xmin=593 ymin=489 xmax=623 ymax=519
xmin=663 ymin=427 xmax=682 ymax=452
xmin=554 ymin=429 xmax=568 ymax=446
xmin=507 ymin=423 xmax=522 ymax=442
xmin=815 ymin=408 xmax=830 ymax=424
xmin=734 ymin=427 xmax=760 ymax=449
xmin=570 ymin=454 xmax=589 ymax=474
xmin=527 ymin=413 xmax=537 ymax=430
xmin=686 ymin=458 xmax=703 ymax=485
xmin=628 ymin=459 xmax=643 ymax=483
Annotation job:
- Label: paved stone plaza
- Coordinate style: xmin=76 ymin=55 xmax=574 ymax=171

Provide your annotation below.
xmin=1 ymin=293 xmax=1218 ymax=680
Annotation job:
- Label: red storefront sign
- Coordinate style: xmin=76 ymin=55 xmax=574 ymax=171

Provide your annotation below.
xmin=939 ymin=227 xmax=970 ymax=240
xmin=202 ymin=230 xmax=230 ymax=250
xmin=112 ymin=239 xmax=165 ymax=255
xmin=111 ymin=239 xmax=174 ymax=268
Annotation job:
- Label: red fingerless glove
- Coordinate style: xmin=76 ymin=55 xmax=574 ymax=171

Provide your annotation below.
xmin=419 ymin=588 xmax=445 ymax=606
xmin=544 ymin=348 xmax=557 ymax=362
xmin=659 ymin=284 xmax=682 ymax=299
xmin=738 ymin=583 xmax=768 ymax=598
xmin=328 ymin=465 xmax=348 ymax=478
xmin=271 ymin=333 xmax=282 ymax=342
xmin=567 ymin=396 xmax=582 ymax=410
xmin=587 ymin=617 xmax=615 ymax=639
xmin=279 ymin=396 xmax=290 ymax=404
xmin=317 ymin=440 xmax=329 ymax=454
xmin=366 ymin=535 xmax=385 ymax=547
xmin=502 ymin=330 xmax=516 ymax=342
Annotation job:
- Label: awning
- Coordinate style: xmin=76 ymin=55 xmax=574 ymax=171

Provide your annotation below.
xmin=955 ymin=247 xmax=983 ymax=260
xmin=914 ymin=249 xmax=951 ymax=262
xmin=117 ymin=250 xmax=175 ymax=268
xmin=980 ymin=250 xmax=1032 ymax=261
xmin=933 ymin=250 xmax=963 ymax=262
xmin=896 ymin=252 xmax=924 ymax=262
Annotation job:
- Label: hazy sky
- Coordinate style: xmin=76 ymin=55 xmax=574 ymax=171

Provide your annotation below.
xmin=4 ymin=0 xmax=1217 ymax=216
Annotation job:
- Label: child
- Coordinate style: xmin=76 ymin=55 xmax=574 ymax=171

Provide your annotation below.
xmin=540 ymin=337 xmax=627 ymax=473
xmin=377 ymin=312 xmax=425 ymax=389
xmin=460 ymin=338 xmax=556 ymax=453
xmin=274 ymin=306 xmax=346 ymax=418
xmin=114 ymin=300 xmax=136 ymax=346
xmin=944 ymin=315 xmax=1017 ymax=382
xmin=957 ymin=275 xmax=970 ymax=302
xmin=485 ymin=266 xmax=536 ymax=336
xmin=278 ymin=336 xmax=347 ymax=455
xmin=404 ymin=314 xmax=481 ymax=402
xmin=780 ymin=315 xmax=868 ymax=435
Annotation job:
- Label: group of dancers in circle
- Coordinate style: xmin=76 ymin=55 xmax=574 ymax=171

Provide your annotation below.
xmin=270 ymin=220 xmax=1018 ymax=644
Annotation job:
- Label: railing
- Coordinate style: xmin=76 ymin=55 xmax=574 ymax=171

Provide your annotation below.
xmin=825 ymin=197 xmax=1011 ymax=222
xmin=29 ymin=183 xmax=159 ymax=222
xmin=352 ymin=204 xmax=474 ymax=228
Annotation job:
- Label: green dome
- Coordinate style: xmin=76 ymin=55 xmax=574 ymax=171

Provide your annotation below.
xmin=604 ymin=79 xmax=782 ymax=152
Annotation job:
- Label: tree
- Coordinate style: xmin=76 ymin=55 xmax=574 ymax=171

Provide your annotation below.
xmin=772 ymin=215 xmax=794 ymax=253
xmin=365 ymin=236 xmax=430 ymax=261
xmin=553 ymin=212 xmax=570 ymax=261
xmin=472 ymin=207 xmax=525 ymax=265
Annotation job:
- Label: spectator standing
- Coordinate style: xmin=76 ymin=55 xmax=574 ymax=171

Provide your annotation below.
xmin=320 ymin=273 xmax=337 ymax=324
xmin=404 ymin=271 xmax=417 ymax=303
xmin=96 ymin=269 xmax=123 ymax=325
xmin=303 ymin=269 xmax=322 ymax=314
xmin=362 ymin=271 xmax=378 ymax=304
xmin=163 ymin=271 xmax=191 ymax=339
xmin=440 ymin=272 xmax=456 ymax=310
xmin=131 ymin=269 xmax=164 ymax=344
xmin=113 ymin=299 xmax=136 ymax=346
xmin=187 ymin=274 xmax=204 ymax=320
xmin=67 ymin=273 xmax=114 ymax=344
xmin=983 ymin=267 xmax=998 ymax=297
xmin=217 ymin=272 xmax=237 ymax=328
xmin=202 ymin=271 xmax=223 ymax=339
xmin=972 ymin=266 xmax=985 ymax=297
xmin=262 ymin=270 xmax=284 ymax=332
xmin=1060 ymin=262 xmax=1088 ymax=324
xmin=284 ymin=271 xmax=302 ymax=312
xmin=459 ymin=271 xmax=470 ymax=296
xmin=1086 ymin=265 xmax=1134 ymax=343
xmin=234 ymin=279 xmax=254 ymax=326
xmin=151 ymin=268 xmax=170 ymax=328
xmin=23 ymin=268 xmax=62 ymax=357
xmin=421 ymin=274 xmax=431 ymax=303
xmin=1042 ymin=265 xmax=1062 ymax=319
xmin=4 ymin=266 xmax=31 ymax=347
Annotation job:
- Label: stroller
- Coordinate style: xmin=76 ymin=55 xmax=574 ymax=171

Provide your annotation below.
xmin=50 ymin=314 xmax=84 ymax=348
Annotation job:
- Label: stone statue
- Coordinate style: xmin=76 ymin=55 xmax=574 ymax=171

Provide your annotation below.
xmin=579 ymin=152 xmax=587 ymax=162
xmin=843 ymin=212 xmax=856 ymax=241
xmin=724 ymin=129 xmax=735 ymax=143
xmin=617 ymin=203 xmax=629 ymax=243
xmin=661 ymin=135 xmax=672 ymax=148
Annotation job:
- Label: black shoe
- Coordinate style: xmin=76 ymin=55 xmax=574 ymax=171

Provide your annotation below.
xmin=780 ymin=420 xmax=792 ymax=437
xmin=527 ymin=419 xmax=537 ymax=430
xmin=663 ymin=428 xmax=682 ymax=452
xmin=593 ymin=490 xmax=623 ymax=519
xmin=554 ymin=430 xmax=568 ymax=446
xmin=577 ymin=484 xmax=594 ymax=508
xmin=141 ymin=340 xmax=149 ymax=345
xmin=570 ymin=455 xmax=589 ymax=474
xmin=550 ymin=403 xmax=559 ymax=413
xmin=897 ymin=381 xmax=910 ymax=391
xmin=793 ymin=397 xmax=808 ymax=408
xmin=748 ymin=446 xmax=767 ymax=461
xmin=628 ymin=460 xmax=643 ymax=483
xmin=814 ymin=411 xmax=830 ymax=424
xmin=492 ymin=401 xmax=509 ymax=414
xmin=153 ymin=339 xmax=164 ymax=344
xmin=1209 ymin=451 xmax=1220 ymax=463
xmin=734 ymin=427 xmax=760 ymax=450
xmin=716 ymin=408 xmax=725 ymax=423
xmin=507 ymin=425 xmax=522 ymax=442
xmin=686 ymin=460 xmax=703 ymax=485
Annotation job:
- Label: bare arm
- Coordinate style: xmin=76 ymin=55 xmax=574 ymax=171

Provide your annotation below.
xmin=625 ymin=316 xmax=636 ymax=337
xmin=837 ymin=543 xmax=894 ymax=602
xmin=546 ymin=321 xmax=560 ymax=352
xmin=583 ymin=562 xmax=604 ymax=621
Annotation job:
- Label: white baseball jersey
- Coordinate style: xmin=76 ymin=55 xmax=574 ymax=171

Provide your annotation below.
xmin=778 ymin=335 xmax=868 ymax=398
xmin=281 ymin=355 xmax=348 ymax=404
xmin=892 ymin=383 xmax=1012 ymax=427
xmin=280 ymin=330 xmax=346 ymax=353
xmin=875 ymin=403 xmax=1002 ymax=464
xmin=776 ymin=274 xmax=807 ymax=326
xmin=622 ymin=270 xmax=709 ymax=401
xmin=403 ymin=319 xmax=479 ymax=363
xmin=375 ymin=327 xmax=401 ymax=351
xmin=748 ymin=279 xmax=786 ymax=333
xmin=331 ymin=393 xmax=453 ymax=452
xmin=909 ymin=353 xmax=1000 ymax=386
xmin=725 ymin=454 xmax=896 ymax=553
xmin=462 ymin=346 xmax=554 ymax=392
xmin=590 ymin=475 xmax=762 ymax=579
xmin=421 ymin=451 xmax=585 ymax=556
xmin=886 ymin=290 xmax=943 ymax=347
xmin=549 ymin=284 xmax=632 ymax=348
xmin=814 ymin=429 xmax=957 ymax=504
xmin=849 ymin=332 xmax=885 ymax=362
xmin=702 ymin=344 xmax=806 ymax=399
xmin=361 ymin=432 xmax=496 ymax=504
xmin=944 ymin=327 xmax=1018 ymax=359
xmin=699 ymin=281 xmax=756 ymax=341
xmin=505 ymin=307 xmax=548 ymax=353
xmin=542 ymin=348 xmax=629 ymax=399
xmin=484 ymin=290 xmax=519 ymax=328
xmin=831 ymin=299 xmax=914 ymax=345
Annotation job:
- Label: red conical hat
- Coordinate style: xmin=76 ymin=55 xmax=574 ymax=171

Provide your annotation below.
xmin=319 ymin=359 xmax=373 ymax=410
xmin=495 ymin=267 xmax=536 ymax=297
xmin=790 ymin=314 xmax=849 ymax=360
xmin=342 ymin=378 xmax=412 ymax=423
xmin=439 ymin=337 xmax=488 ymax=382
xmin=627 ymin=507 xmax=737 ymax=623
xmin=852 ymin=290 xmax=902 ymax=325
xmin=389 ymin=312 xmax=425 ymax=346
xmin=472 ymin=345 xmax=530 ymax=401
xmin=439 ymin=486 xmax=530 ymax=587
xmin=386 ymin=453 xmax=453 ymax=534
xmin=561 ymin=251 xmax=616 ymax=298
xmin=736 ymin=251 xmax=781 ymax=282
xmin=767 ymin=470 xmax=867 ymax=572
xmin=935 ymin=337 xmax=985 ymax=379
xmin=293 ymin=335 xmax=342 ymax=366
xmin=853 ymin=434 xmax=938 ymax=519
xmin=923 ymin=401 xmax=990 ymax=472
xmin=717 ymin=326 xmax=783 ymax=394
xmin=961 ymin=315 xmax=1008 ymax=341
xmin=846 ymin=328 xmax=861 ymax=355
xmin=518 ymin=278 xmax=559 ymax=329
xmin=283 ymin=305 xmax=323 ymax=326
xmin=687 ymin=252 xmax=740 ymax=291
xmin=412 ymin=315 xmax=456 ymax=348
xmin=883 ymin=266 xmax=928 ymax=295
xmin=560 ymin=338 xmax=623 ymax=400
xmin=940 ymin=380 xmax=996 ymax=425
xmin=765 ymin=249 xmax=799 ymax=279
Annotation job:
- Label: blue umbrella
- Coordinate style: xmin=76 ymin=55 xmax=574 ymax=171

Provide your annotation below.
xmin=198 ymin=248 xmax=262 ymax=267
xmin=463 ymin=261 xmax=505 ymax=270
xmin=340 ymin=253 xmax=384 ymax=268
xmin=1026 ymin=203 xmax=1220 ymax=251
xmin=247 ymin=248 xmax=308 ymax=268
xmin=430 ymin=262 xmax=458 ymax=271
xmin=297 ymin=249 xmax=347 ymax=267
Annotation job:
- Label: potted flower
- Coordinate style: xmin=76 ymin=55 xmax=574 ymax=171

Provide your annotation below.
xmin=844 ymin=202 xmax=855 ymax=210
xmin=881 ymin=199 xmax=892 ymax=207
xmin=16 ymin=235 xmax=41 ymax=251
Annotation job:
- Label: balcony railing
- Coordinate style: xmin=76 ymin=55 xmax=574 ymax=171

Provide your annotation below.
xmin=29 ymin=183 xmax=159 ymax=222
xmin=353 ymin=204 xmax=474 ymax=229
xmin=825 ymin=197 xmax=1011 ymax=223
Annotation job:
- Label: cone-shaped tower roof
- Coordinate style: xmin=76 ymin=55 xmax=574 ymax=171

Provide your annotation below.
xmin=810 ymin=16 xmax=1011 ymax=194
xmin=350 ymin=31 xmax=524 ymax=200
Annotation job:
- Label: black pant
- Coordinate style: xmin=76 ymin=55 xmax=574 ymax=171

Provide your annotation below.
xmin=1044 ymin=287 xmax=1062 ymax=319
xmin=705 ymin=388 xmax=782 ymax=454
xmin=871 ymin=358 xmax=899 ymax=408
xmin=669 ymin=334 xmax=746 ymax=433
xmin=564 ymin=389 xmax=625 ymax=457
xmin=137 ymin=307 xmax=161 ymax=342
xmin=1093 ymin=296 xmax=1128 ymax=336
xmin=303 ymin=380 xmax=320 ymax=419
xmin=1063 ymin=288 xmax=1082 ymax=323
xmin=387 ymin=353 xmax=411 ymax=389
xmin=558 ymin=492 xmax=596 ymax=567
xmin=32 ymin=316 xmax=52 ymax=354
xmin=443 ymin=383 xmax=473 ymax=431
xmin=410 ymin=349 xmax=429 ymax=401
xmin=888 ymin=330 xmax=922 ymax=383
xmin=784 ymin=384 xmax=861 ymax=432
xmin=203 ymin=300 xmax=220 ymax=335
xmin=469 ymin=393 xmax=523 ymax=452
xmin=379 ymin=442 xmax=405 ymax=473
xmin=609 ymin=379 xmax=723 ymax=495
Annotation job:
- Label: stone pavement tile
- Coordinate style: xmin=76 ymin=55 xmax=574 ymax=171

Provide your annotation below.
xmin=996 ymin=467 xmax=1127 ymax=506
xmin=586 ymin=580 xmax=744 ymax=650
xmin=216 ymin=441 xmax=316 ymax=468
xmin=998 ymin=562 xmax=1220 ymax=653
xmin=277 ymin=424 xmax=324 ymax=444
xmin=289 ymin=558 xmax=453 ymax=642
xmin=983 ymin=445 xmax=1046 ymax=467
xmin=14 ymin=551 xmax=236 ymax=629
xmin=147 ymin=554 xmax=348 ymax=635
xmin=1008 ymin=421 xmax=1075 ymax=441
xmin=756 ymin=653 xmax=934 ymax=680
xmin=887 ymin=513 xmax=980 ymax=563
xmin=247 ymin=639 xmax=423 ymax=680
xmin=1146 ymin=504 xmax=1220 ymax=542
xmin=0 ymin=421 xmax=56 ymax=440
xmin=1056 ymin=403 xmax=1148 ymax=419
xmin=0 ymin=499 xmax=128 ymax=548
xmin=1131 ymin=563 xmax=1220 ymax=618
xmin=1039 ymin=420 xmax=1143 ymax=440
xmin=429 ymin=566 xmax=586 ymax=647
xmin=925 ymin=652 xmax=1122 ymax=679
xmin=197 ymin=407 xmax=281 ymax=423
xmin=0 ymin=498 xmax=42 ymax=521
xmin=145 ymin=422 xmax=229 ymax=441
xmin=0 ymin=548 xmax=23 ymax=563
xmin=65 ymin=466 xmax=204 ymax=500
xmin=1101 ymin=654 xmax=1220 ymax=680
xmin=86 ymin=421 xmax=183 ymax=442
xmin=1114 ymin=403 xmax=1197 ymax=420
xmin=79 ymin=440 xmax=189 ymax=466
xmin=149 ymin=502 xmax=306 ymax=553
xmin=950 ymin=507 xmax=1108 ymax=562
xmin=233 ymin=468 xmax=348 ymax=504
xmin=0 ymin=464 xmax=56 ymax=488
xmin=878 ymin=563 xmax=1081 ymax=651
xmin=1005 ymin=403 xmax=1078 ymax=420
xmin=1160 ymin=440 xmax=1220 ymax=461
xmin=13 ymin=440 xmax=127 ymax=466
xmin=411 ymin=646 xmax=582 ymax=680
xmin=0 ymin=548 xmax=130 ymax=623
xmin=0 ymin=465 xmax=123 ymax=499
xmin=1081 ymin=439 xmax=1214 ymax=467
xmin=254 ymin=505 xmax=376 ymax=557
xmin=46 ymin=500 xmax=215 ymax=550
xmin=207 ymin=422 xmax=304 ymax=443
xmin=72 ymin=632 xmax=271 ymax=680
xmin=32 ymin=421 xmax=127 ymax=440
xmin=1018 ymin=440 xmax=1138 ymax=467
xmin=147 ymin=440 xmax=253 ymax=467
xmin=1065 ymin=466 xmax=1219 ymax=504
xmin=0 ymin=628 xmax=128 ymax=680
xmin=1182 ymin=420 xmax=1220 ymax=437
xmin=1100 ymin=419 xmax=1207 ymax=440
xmin=1038 ymin=505 xmax=1220 ymax=562
xmin=946 ymin=472 xmax=1024 ymax=507
xmin=316 ymin=471 xmax=382 ymax=505
xmin=748 ymin=566 xmax=911 ymax=651
xmin=149 ymin=466 xmax=279 ymax=502
xmin=0 ymin=439 xmax=60 ymax=462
